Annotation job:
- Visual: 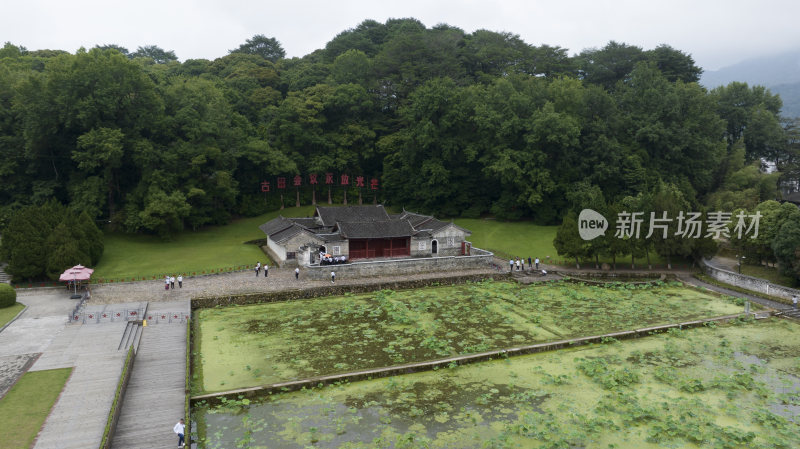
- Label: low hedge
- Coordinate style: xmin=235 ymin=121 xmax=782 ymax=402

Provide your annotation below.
xmin=0 ymin=283 xmax=16 ymax=308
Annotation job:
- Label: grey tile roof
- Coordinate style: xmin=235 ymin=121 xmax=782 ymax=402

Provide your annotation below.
xmin=289 ymin=217 xmax=321 ymax=229
xmin=315 ymin=205 xmax=390 ymax=226
xmin=259 ymin=216 xmax=294 ymax=236
xmin=337 ymin=220 xmax=414 ymax=239
xmin=270 ymin=225 xmax=305 ymax=244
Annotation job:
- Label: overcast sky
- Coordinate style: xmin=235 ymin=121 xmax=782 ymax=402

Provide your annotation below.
xmin=3 ymin=0 xmax=799 ymax=71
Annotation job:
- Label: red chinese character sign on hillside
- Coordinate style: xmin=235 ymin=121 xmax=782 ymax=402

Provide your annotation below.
xmin=356 ymin=176 xmax=365 ymax=204
xmin=325 ymin=173 xmax=334 ymax=204
xmin=257 ymin=174 xmax=379 ymax=206
xmin=293 ymin=175 xmax=302 ymax=207
xmin=309 ymin=174 xmax=318 ymax=205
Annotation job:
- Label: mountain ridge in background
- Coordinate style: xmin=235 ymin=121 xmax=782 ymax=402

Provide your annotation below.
xmin=701 ymin=49 xmax=800 ymax=118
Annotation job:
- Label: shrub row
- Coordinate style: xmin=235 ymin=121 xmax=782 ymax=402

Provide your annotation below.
xmin=0 ymin=283 xmax=16 ymax=308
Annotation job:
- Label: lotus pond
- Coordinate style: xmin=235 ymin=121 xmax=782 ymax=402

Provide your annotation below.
xmin=194 ymin=318 xmax=800 ymax=448
xmin=193 ymin=280 xmax=744 ymax=394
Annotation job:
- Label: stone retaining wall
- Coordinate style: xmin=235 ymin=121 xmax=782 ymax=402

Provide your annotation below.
xmin=701 ymin=259 xmax=799 ymax=301
xmin=191 ymin=272 xmax=506 ymax=309
xmin=304 ymin=248 xmax=494 ymax=281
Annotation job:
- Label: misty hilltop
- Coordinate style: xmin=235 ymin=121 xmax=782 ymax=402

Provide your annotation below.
xmin=701 ymin=49 xmax=800 ymax=117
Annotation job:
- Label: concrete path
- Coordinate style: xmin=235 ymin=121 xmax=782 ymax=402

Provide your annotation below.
xmin=112 ymin=300 xmax=189 ymax=449
xmin=88 ymin=266 xmax=495 ymax=304
xmin=32 ymin=322 xmax=129 ymax=449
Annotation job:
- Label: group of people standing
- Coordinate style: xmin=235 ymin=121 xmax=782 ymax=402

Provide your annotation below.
xmin=254 ymin=261 xmax=269 ymax=277
xmin=164 ymin=274 xmax=183 ymax=290
xmin=510 ymin=256 xmax=540 ymax=272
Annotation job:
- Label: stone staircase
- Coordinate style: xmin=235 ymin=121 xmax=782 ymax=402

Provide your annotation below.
xmin=0 ymin=263 xmax=11 ymax=284
xmin=775 ymin=307 xmax=800 ymax=319
xmin=118 ymin=321 xmax=144 ymax=352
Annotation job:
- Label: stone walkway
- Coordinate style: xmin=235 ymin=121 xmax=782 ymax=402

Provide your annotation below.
xmin=32 ymin=321 xmax=130 ymax=449
xmin=112 ymin=300 xmax=189 ymax=449
xmin=88 ymin=266 xmax=496 ymax=304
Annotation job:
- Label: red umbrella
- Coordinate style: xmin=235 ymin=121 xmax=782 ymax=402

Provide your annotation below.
xmin=59 ymin=265 xmax=94 ymax=293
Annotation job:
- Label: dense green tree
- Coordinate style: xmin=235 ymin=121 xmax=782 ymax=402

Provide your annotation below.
xmin=644 ymin=44 xmax=702 ymax=83
xmin=578 ymin=41 xmax=645 ymax=91
xmin=772 ymin=219 xmax=800 ymax=284
xmin=131 ymin=45 xmax=178 ymax=64
xmin=230 ymin=35 xmax=285 ymax=62
xmin=554 ymin=211 xmax=588 ymax=268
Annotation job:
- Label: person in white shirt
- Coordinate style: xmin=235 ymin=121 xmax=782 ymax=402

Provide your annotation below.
xmin=535 ymin=257 xmax=540 ymax=270
xmin=170 ymin=275 xmax=175 ymax=290
xmin=295 ymin=267 xmax=300 ymax=280
xmin=331 ymin=271 xmax=335 ymax=283
xmin=164 ymin=275 xmax=170 ymax=291
xmin=263 ymin=264 xmax=268 ymax=278
xmin=177 ymin=274 xmax=183 ymax=288
xmin=173 ymin=418 xmax=185 ymax=447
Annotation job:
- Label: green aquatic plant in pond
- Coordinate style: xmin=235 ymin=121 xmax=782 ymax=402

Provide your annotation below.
xmin=193 ymin=280 xmax=745 ymax=394
xmin=194 ymin=319 xmax=800 ymax=449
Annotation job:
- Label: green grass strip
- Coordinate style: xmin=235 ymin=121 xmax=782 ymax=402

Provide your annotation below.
xmin=100 ymin=345 xmax=135 ymax=449
xmin=0 ymin=367 xmax=72 ymax=448
xmin=0 ymin=303 xmax=25 ymax=329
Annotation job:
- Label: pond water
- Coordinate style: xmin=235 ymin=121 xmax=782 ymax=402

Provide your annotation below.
xmin=193 ymin=318 xmax=800 ymax=448
xmin=194 ymin=280 xmax=744 ymax=394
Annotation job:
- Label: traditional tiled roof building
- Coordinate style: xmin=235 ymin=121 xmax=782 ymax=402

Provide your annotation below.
xmin=258 ymin=205 xmax=472 ymax=266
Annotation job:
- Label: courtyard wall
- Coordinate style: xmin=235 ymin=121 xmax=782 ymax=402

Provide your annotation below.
xmin=701 ymin=259 xmax=800 ymax=301
xmin=306 ymin=247 xmax=494 ymax=280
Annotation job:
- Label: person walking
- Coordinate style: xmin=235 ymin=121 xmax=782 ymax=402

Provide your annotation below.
xmin=173 ymin=418 xmax=185 ymax=447
xmin=509 ymin=259 xmax=514 ymax=272
xmin=295 ymin=267 xmax=300 ymax=280
xmin=331 ymin=271 xmax=336 ymax=283
xmin=264 ymin=264 xmax=268 ymax=278
xmin=164 ymin=275 xmax=170 ymax=291
xmin=535 ymin=257 xmax=540 ymax=270
xmin=177 ymin=274 xmax=183 ymax=288
xmin=255 ymin=262 xmax=261 ymax=276
xmin=170 ymin=275 xmax=175 ymax=290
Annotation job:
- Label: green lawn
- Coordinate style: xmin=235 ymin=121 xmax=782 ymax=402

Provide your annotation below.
xmin=0 ymin=303 xmax=24 ymax=329
xmin=0 ymin=368 xmax=72 ymax=448
xmin=93 ymin=206 xmax=316 ymax=280
xmin=454 ymin=218 xmax=674 ymax=267
xmin=453 ymin=218 xmax=558 ymax=262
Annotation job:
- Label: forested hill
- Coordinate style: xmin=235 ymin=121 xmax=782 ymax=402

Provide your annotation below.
xmin=0 ymin=18 xmax=796 ymax=237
